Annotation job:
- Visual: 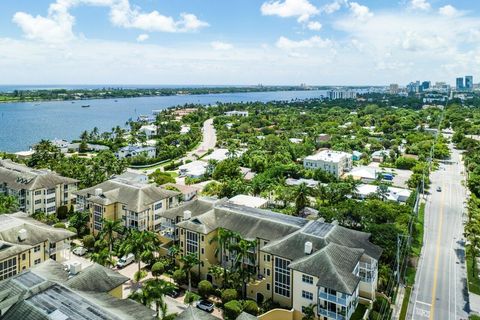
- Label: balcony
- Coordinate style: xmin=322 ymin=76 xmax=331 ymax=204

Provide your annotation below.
xmin=48 ymin=243 xmax=71 ymax=255
xmin=319 ymin=292 xmax=347 ymax=306
xmin=318 ymin=308 xmax=345 ymax=320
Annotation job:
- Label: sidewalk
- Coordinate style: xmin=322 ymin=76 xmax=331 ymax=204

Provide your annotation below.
xmin=392 ymin=285 xmax=406 ymax=320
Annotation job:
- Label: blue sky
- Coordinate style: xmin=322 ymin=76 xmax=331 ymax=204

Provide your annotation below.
xmin=0 ymin=0 xmax=479 ymax=85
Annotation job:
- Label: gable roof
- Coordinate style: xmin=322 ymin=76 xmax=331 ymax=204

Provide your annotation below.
xmin=66 ymin=263 xmax=129 ymax=292
xmin=0 ymin=159 xmax=78 ymax=191
xmin=176 ymin=305 xmax=220 ymax=320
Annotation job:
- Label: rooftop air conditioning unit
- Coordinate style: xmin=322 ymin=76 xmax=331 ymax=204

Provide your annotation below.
xmin=94 ymin=188 xmax=103 ymax=196
xmin=304 ymin=241 xmax=313 ymax=255
xmin=18 ymin=229 xmax=28 ymax=242
xmin=183 ymin=210 xmax=192 ymax=220
xmin=70 ymin=262 xmax=82 ymax=275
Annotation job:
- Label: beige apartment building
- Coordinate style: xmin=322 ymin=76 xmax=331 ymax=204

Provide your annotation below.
xmin=74 ymin=174 xmax=180 ymax=234
xmin=0 ymin=159 xmax=78 ymax=215
xmin=0 ymin=212 xmax=74 ymax=281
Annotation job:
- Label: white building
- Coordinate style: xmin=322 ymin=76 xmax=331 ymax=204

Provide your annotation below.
xmin=180 ymin=125 xmax=191 ymax=135
xmin=116 ymin=146 xmax=156 ymax=159
xmin=303 ymin=150 xmax=353 ymax=178
xmin=356 ymin=184 xmax=412 ymax=203
xmin=225 ymin=111 xmax=249 ymax=117
xmin=327 ymin=90 xmax=357 ymax=100
xmin=228 ymin=194 xmax=268 ymax=208
xmin=139 ymin=125 xmax=157 ymax=138
xmin=178 ymin=161 xmax=208 ymax=178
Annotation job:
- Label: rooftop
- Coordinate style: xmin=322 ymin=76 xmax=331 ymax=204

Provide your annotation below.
xmin=304 ymin=150 xmax=352 ymax=163
xmin=228 ymin=194 xmax=268 ymax=208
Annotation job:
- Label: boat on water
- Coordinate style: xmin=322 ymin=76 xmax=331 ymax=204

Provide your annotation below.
xmin=81 ymin=104 xmax=91 ymax=108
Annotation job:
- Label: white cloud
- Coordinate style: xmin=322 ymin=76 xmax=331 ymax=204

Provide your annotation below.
xmin=13 ymin=0 xmax=208 ymax=43
xmin=349 ymin=2 xmax=373 ymax=21
xmin=136 ymin=34 xmax=149 ymax=42
xmin=321 ymin=0 xmax=346 ymax=14
xmin=439 ymin=5 xmax=461 ymax=18
xmin=261 ymin=0 xmax=319 ymax=23
xmin=276 ymin=35 xmax=332 ymax=50
xmin=211 ymin=41 xmax=233 ymax=50
xmin=409 ymin=0 xmax=431 ymax=11
xmin=307 ymin=21 xmax=322 ymax=31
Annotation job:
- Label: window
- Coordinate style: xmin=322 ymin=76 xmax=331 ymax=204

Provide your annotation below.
xmin=186 ymin=231 xmax=198 ymax=255
xmin=201 ymin=248 xmax=205 ymax=255
xmin=22 ymin=253 xmax=26 ymax=261
xmin=93 ymin=205 xmax=103 ymax=231
xmin=47 ymin=188 xmax=55 ymax=195
xmin=302 ymin=290 xmax=313 ymax=300
xmin=34 ymin=190 xmax=42 ymax=196
xmin=274 ymin=257 xmax=291 ymax=297
xmin=154 ymin=202 xmax=163 ymax=210
xmin=34 ymin=245 xmax=41 ymax=253
xmin=47 ymin=206 xmax=56 ymax=213
xmin=267 ymin=283 xmax=270 ymax=291
xmin=0 ymin=257 xmax=17 ymax=280
xmin=34 ymin=259 xmax=41 ymax=265
xmin=35 ymin=199 xmax=41 ymax=205
xmin=266 ymin=269 xmax=270 ymax=276
xmin=302 ymin=274 xmax=314 ymax=284
xmin=267 ymin=255 xmax=271 ymax=262
xmin=47 ymin=197 xmax=55 ymax=204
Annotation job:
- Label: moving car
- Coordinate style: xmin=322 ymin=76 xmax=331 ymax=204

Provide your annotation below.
xmin=72 ymin=246 xmax=87 ymax=256
xmin=166 ymin=289 xmax=180 ymax=298
xmin=437 ymin=186 xmax=442 ymax=192
xmin=196 ymin=300 xmax=214 ymax=312
xmin=116 ymin=253 xmax=135 ymax=268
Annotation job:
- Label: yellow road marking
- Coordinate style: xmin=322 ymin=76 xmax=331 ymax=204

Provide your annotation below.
xmin=430 ymin=179 xmax=446 ymax=320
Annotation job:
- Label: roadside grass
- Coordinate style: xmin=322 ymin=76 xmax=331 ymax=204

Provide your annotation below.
xmin=411 ymin=203 xmax=425 ymax=257
xmin=466 ymin=245 xmax=480 ymax=295
xmin=165 ymin=171 xmax=179 ymax=178
xmin=351 ymin=303 xmax=367 ymax=320
xmin=470 ymin=315 xmax=480 ymax=320
xmin=399 ymin=286 xmax=412 ymax=320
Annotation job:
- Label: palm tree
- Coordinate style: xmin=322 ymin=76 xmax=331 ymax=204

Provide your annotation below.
xmin=90 ymin=247 xmax=115 ymax=267
xmin=99 ymin=218 xmax=123 ymax=259
xmin=68 ymin=210 xmax=90 ymax=237
xmin=302 ymin=304 xmax=317 ymax=320
xmin=294 ymin=182 xmax=309 ymax=215
xmin=0 ymin=195 xmax=18 ymax=214
xmin=120 ymin=230 xmax=160 ymax=282
xmin=179 ymin=253 xmax=200 ymax=292
xmin=376 ymin=184 xmax=389 ymax=201
xmin=210 ymin=228 xmax=235 ymax=287
xmin=168 ymin=244 xmax=181 ymax=267
xmin=144 ymin=279 xmax=176 ymax=319
xmin=233 ymin=238 xmax=257 ymax=298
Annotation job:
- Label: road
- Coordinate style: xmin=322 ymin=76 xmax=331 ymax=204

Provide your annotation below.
xmin=408 ymin=141 xmax=470 ymax=320
xmin=187 ymin=118 xmax=217 ymax=160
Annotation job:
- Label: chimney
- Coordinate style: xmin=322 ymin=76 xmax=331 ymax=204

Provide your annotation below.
xmin=304 ymin=241 xmax=313 ymax=255
xmin=18 ymin=229 xmax=27 ymax=242
xmin=94 ymin=188 xmax=103 ymax=196
xmin=183 ymin=210 xmax=192 ymax=220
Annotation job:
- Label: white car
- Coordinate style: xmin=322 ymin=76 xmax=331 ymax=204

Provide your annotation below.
xmin=72 ymin=246 xmax=87 ymax=256
xmin=116 ymin=253 xmax=135 ymax=268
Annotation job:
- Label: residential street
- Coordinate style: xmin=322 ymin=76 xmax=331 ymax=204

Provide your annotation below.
xmin=408 ymin=140 xmax=470 ymax=320
xmin=187 ymin=118 xmax=217 ymax=159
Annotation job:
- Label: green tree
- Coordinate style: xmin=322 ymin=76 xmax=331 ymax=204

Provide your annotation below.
xmin=152 ymin=262 xmax=165 ymax=279
xmin=293 ymin=182 xmax=310 ymax=215
xmin=149 ymin=170 xmax=176 ymax=185
xmin=224 ymin=300 xmax=242 ymax=320
xmin=179 ymin=253 xmax=200 ymax=292
xmin=120 ymin=230 xmax=160 ymax=281
xmin=99 ymin=218 xmax=123 ymax=260
xmin=68 ymin=210 xmax=90 ymax=237
xmin=0 ymin=195 xmax=18 ymax=214
xmin=198 ymin=280 xmax=213 ymax=299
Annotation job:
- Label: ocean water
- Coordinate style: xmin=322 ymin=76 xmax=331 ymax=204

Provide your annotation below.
xmin=0 ymin=90 xmax=327 ymax=152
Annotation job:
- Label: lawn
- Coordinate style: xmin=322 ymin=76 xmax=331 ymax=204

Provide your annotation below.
xmin=411 ymin=203 xmax=425 ymax=257
xmin=470 ymin=315 xmax=480 ymax=320
xmin=351 ymin=303 xmax=367 ymax=320
xmin=466 ymin=245 xmax=480 ymax=295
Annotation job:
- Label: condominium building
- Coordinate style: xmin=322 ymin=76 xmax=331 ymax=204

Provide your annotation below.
xmin=173 ymin=200 xmax=382 ymax=320
xmin=0 ymin=159 xmax=78 ymax=215
xmin=0 ymin=212 xmax=74 ymax=281
xmin=0 ymin=260 xmax=156 ymax=319
xmin=327 ymin=90 xmax=357 ymax=100
xmin=74 ymin=175 xmax=180 ymax=234
xmin=225 ymin=110 xmax=249 ymax=117
xmin=303 ymin=150 xmax=353 ymax=178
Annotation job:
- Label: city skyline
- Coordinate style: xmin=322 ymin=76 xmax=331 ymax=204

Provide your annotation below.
xmin=0 ymin=0 xmax=479 ymax=85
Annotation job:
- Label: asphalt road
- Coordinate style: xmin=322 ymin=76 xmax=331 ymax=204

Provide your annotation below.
xmin=189 ymin=118 xmax=217 ymax=159
xmin=408 ymin=142 xmax=470 ymax=320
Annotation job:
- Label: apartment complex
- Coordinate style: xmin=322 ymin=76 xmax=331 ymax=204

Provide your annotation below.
xmin=75 ymin=175 xmax=180 ymax=234
xmin=0 ymin=212 xmax=74 ymax=281
xmin=170 ymin=199 xmax=381 ymax=320
xmin=303 ymin=150 xmax=353 ymax=178
xmin=0 ymin=159 xmax=78 ymax=215
xmin=0 ymin=260 xmax=155 ymax=319
xmin=326 ymin=90 xmax=357 ymax=100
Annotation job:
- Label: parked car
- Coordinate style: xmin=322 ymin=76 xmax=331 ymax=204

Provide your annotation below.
xmin=166 ymin=289 xmax=180 ymax=298
xmin=116 ymin=253 xmax=135 ymax=268
xmin=72 ymin=246 xmax=87 ymax=256
xmin=196 ymin=300 xmax=214 ymax=312
xmin=437 ymin=186 xmax=442 ymax=192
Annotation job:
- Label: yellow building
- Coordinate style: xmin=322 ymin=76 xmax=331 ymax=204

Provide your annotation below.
xmin=174 ymin=199 xmax=382 ymax=320
xmin=74 ymin=174 xmax=180 ymax=234
xmin=0 ymin=260 xmax=156 ymax=319
xmin=0 ymin=212 xmax=74 ymax=281
xmin=0 ymin=159 xmax=78 ymax=215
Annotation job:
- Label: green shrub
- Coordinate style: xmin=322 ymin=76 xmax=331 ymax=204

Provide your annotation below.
xmin=53 ymin=222 xmax=66 ymax=229
xmin=198 ymin=280 xmax=213 ymax=299
xmin=82 ymin=234 xmax=95 ymax=250
xmin=221 ymin=289 xmax=238 ymax=304
xmin=172 ymin=269 xmax=187 ymax=285
xmin=151 ymin=262 xmax=165 ymax=278
xmin=242 ymin=300 xmax=258 ymax=316
xmin=184 ymin=291 xmax=200 ymax=304
xmin=56 ymin=206 xmax=68 ymax=220
xmin=224 ymin=300 xmax=242 ymax=320
xmin=67 ymin=226 xmax=77 ymax=234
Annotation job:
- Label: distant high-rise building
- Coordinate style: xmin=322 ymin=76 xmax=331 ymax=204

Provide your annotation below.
xmin=456 ymin=77 xmax=464 ymax=91
xmin=421 ymin=81 xmax=431 ymax=91
xmin=389 ymin=84 xmax=399 ymax=94
xmin=407 ymin=81 xmax=421 ymax=93
xmin=327 ymin=90 xmax=357 ymax=100
xmin=465 ymin=76 xmax=474 ymax=91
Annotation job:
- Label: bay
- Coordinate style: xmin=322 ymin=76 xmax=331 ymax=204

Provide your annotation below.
xmin=0 ymin=90 xmax=327 ymax=152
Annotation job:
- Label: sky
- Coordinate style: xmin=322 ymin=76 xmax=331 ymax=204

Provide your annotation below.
xmin=0 ymin=0 xmax=479 ymax=86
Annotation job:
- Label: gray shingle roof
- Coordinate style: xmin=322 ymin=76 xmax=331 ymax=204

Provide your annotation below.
xmin=66 ymin=263 xmax=129 ymax=292
xmin=0 ymin=213 xmax=74 ymax=261
xmin=161 ymin=198 xmax=217 ymax=220
xmin=288 ymin=243 xmax=364 ymax=294
xmin=236 ymin=312 xmax=258 ymax=320
xmin=0 ymin=159 xmax=78 ymax=191
xmin=75 ymin=178 xmax=179 ymax=212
